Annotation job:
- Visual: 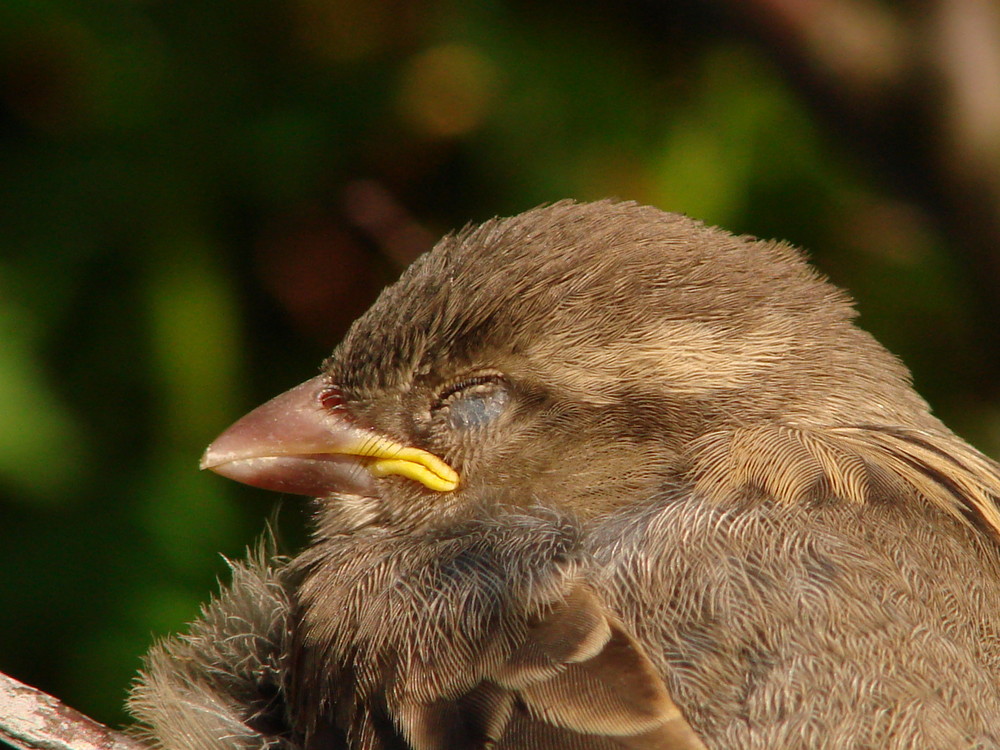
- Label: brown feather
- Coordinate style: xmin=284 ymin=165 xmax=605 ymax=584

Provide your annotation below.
xmin=131 ymin=201 xmax=1000 ymax=749
xmin=129 ymin=543 xmax=294 ymax=750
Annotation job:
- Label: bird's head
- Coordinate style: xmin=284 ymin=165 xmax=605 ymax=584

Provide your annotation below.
xmin=202 ymin=200 xmax=941 ymax=532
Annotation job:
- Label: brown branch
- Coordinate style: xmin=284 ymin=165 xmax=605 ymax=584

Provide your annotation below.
xmin=721 ymin=0 xmax=1000 ymax=397
xmin=341 ymin=179 xmax=437 ymax=269
xmin=0 ymin=670 xmax=146 ymax=750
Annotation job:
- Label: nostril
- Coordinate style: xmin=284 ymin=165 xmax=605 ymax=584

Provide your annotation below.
xmin=320 ymin=386 xmax=347 ymax=412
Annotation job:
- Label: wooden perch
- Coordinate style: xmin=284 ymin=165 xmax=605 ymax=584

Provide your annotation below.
xmin=0 ymin=670 xmax=145 ymax=750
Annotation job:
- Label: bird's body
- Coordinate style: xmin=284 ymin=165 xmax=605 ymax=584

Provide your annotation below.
xmin=130 ymin=201 xmax=1000 ymax=749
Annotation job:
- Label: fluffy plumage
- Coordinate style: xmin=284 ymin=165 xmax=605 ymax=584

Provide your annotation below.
xmin=130 ymin=201 xmax=1000 ymax=749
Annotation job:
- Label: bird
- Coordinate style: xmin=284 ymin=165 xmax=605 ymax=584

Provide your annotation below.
xmin=128 ymin=200 xmax=1000 ymax=750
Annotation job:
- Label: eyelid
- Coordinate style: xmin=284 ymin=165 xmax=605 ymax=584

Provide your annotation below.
xmin=435 ymin=373 xmax=506 ymax=406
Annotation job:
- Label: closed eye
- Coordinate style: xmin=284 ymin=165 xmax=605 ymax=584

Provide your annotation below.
xmin=435 ymin=375 xmax=510 ymax=431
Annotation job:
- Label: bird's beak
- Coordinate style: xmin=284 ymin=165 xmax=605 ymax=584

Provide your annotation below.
xmin=200 ymin=376 xmax=459 ymax=497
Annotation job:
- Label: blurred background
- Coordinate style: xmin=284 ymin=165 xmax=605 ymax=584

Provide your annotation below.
xmin=2 ymin=0 xmax=1000 ymax=732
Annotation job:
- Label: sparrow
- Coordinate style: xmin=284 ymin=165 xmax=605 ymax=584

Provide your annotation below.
xmin=129 ymin=200 xmax=1000 ymax=750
